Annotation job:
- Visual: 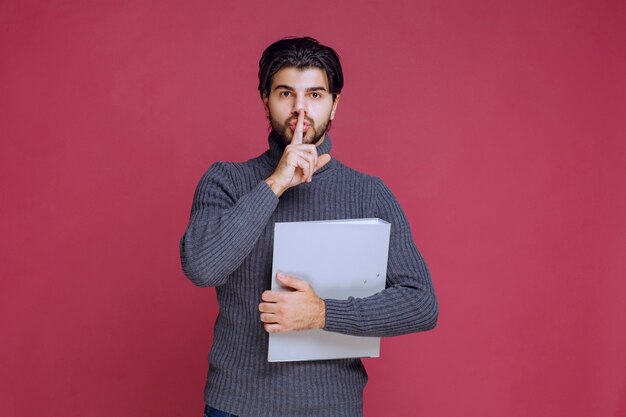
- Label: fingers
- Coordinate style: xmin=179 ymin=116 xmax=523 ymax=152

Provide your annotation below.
xmin=258 ymin=301 xmax=279 ymax=313
xmin=259 ymin=297 xmax=280 ymax=325
xmin=291 ymin=109 xmax=305 ymax=145
xmin=261 ymin=290 xmax=281 ymax=302
xmin=277 ymin=272 xmax=310 ymax=291
xmin=315 ymin=154 xmax=332 ymax=171
xmin=284 ymin=145 xmax=318 ymax=183
xmin=259 ymin=312 xmax=278 ymax=323
xmin=264 ymin=323 xmax=281 ymax=333
xmin=286 ymin=145 xmax=331 ymax=179
xmin=259 ymin=294 xmax=280 ymax=328
xmin=258 ymin=274 xmax=322 ymax=333
xmin=291 ymin=153 xmax=315 ymax=183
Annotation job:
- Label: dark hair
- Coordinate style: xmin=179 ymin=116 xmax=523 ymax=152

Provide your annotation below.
xmin=258 ymin=37 xmax=343 ymax=100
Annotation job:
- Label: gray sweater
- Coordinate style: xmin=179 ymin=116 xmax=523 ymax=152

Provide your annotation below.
xmin=180 ymin=133 xmax=438 ymax=417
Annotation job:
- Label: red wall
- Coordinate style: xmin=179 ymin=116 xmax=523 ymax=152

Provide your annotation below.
xmin=2 ymin=1 xmax=624 ymax=416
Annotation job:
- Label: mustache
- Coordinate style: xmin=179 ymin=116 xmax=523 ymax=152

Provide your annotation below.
xmin=286 ymin=116 xmax=314 ymax=125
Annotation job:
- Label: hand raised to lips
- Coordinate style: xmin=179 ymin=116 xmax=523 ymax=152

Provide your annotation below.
xmin=288 ymin=113 xmax=311 ymax=134
xmin=263 ymin=109 xmax=332 ymax=197
xmin=290 ymin=108 xmax=307 ymax=144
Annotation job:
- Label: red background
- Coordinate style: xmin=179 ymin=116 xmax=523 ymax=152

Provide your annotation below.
xmin=1 ymin=1 xmax=625 ymax=416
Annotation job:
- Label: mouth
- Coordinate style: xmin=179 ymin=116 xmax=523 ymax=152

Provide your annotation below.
xmin=288 ymin=122 xmax=311 ymax=132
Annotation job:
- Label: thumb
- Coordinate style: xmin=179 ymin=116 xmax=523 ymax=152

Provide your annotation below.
xmin=315 ymin=154 xmax=332 ymax=171
xmin=277 ymin=272 xmax=310 ymax=291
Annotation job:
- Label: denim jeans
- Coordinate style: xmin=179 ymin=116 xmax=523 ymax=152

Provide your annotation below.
xmin=204 ymin=405 xmax=239 ymax=417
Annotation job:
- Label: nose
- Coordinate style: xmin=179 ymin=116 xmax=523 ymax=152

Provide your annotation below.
xmin=292 ymin=94 xmax=306 ymax=117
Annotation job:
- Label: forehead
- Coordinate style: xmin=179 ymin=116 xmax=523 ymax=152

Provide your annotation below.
xmin=271 ymin=67 xmax=329 ymax=89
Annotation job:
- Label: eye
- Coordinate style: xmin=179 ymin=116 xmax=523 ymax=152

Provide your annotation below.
xmin=280 ymin=91 xmax=291 ymax=97
xmin=310 ymin=92 xmax=321 ymax=99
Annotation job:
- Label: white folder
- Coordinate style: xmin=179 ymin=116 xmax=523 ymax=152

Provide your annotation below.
xmin=268 ymin=218 xmax=391 ymax=362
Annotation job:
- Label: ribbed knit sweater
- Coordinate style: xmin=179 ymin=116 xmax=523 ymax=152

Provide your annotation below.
xmin=180 ymin=132 xmax=438 ymax=417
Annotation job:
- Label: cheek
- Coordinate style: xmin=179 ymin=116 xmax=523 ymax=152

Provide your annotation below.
xmin=311 ymin=105 xmax=333 ymax=124
xmin=270 ymin=102 xmax=292 ymax=119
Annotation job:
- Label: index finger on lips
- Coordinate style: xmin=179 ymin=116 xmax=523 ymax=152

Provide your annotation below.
xmin=291 ymin=109 xmax=305 ymax=145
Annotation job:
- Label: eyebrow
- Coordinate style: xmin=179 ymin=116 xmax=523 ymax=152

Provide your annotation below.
xmin=273 ymin=85 xmax=328 ymax=92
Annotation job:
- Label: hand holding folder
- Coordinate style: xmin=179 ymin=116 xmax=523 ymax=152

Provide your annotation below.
xmin=268 ymin=218 xmax=391 ymax=362
xmin=260 ymin=271 xmax=327 ymax=333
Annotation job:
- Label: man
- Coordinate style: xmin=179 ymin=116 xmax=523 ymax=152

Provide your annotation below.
xmin=180 ymin=37 xmax=438 ymax=417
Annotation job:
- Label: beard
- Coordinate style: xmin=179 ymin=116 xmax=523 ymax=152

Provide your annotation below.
xmin=269 ymin=113 xmax=330 ymax=146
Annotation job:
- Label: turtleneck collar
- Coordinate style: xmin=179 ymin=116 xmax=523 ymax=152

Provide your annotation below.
xmin=266 ymin=131 xmax=335 ymax=174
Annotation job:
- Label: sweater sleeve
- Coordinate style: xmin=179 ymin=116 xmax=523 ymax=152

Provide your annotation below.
xmin=323 ymin=178 xmax=438 ymax=337
xmin=179 ymin=162 xmax=279 ymax=287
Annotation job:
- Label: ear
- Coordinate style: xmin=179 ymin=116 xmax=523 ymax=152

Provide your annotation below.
xmin=262 ymin=95 xmax=270 ymax=117
xmin=330 ymin=94 xmax=341 ymax=120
